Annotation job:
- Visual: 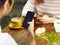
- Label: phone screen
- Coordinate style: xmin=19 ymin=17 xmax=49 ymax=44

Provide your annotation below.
xmin=22 ymin=11 xmax=35 ymax=29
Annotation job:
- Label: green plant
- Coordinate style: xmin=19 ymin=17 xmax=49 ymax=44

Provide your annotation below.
xmin=35 ymin=27 xmax=59 ymax=45
xmin=40 ymin=32 xmax=58 ymax=45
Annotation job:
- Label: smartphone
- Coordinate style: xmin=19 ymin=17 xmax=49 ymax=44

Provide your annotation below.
xmin=22 ymin=11 xmax=35 ymax=29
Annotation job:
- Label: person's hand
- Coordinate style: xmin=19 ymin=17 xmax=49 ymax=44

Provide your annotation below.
xmin=28 ymin=19 xmax=36 ymax=45
xmin=37 ymin=15 xmax=57 ymax=23
xmin=28 ymin=19 xmax=34 ymax=37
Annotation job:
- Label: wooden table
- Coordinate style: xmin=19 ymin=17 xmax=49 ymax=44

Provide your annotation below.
xmin=34 ymin=17 xmax=55 ymax=33
xmin=2 ymin=17 xmax=58 ymax=45
xmin=2 ymin=27 xmax=35 ymax=45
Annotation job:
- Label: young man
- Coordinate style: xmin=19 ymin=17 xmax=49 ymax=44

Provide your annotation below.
xmin=0 ymin=0 xmax=14 ymax=30
xmin=0 ymin=0 xmax=18 ymax=45
xmin=0 ymin=0 xmax=14 ymax=19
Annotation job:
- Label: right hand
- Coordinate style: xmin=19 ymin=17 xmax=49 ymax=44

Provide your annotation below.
xmin=28 ymin=19 xmax=34 ymax=37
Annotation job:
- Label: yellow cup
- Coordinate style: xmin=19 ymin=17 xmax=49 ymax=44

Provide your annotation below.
xmin=9 ymin=17 xmax=23 ymax=29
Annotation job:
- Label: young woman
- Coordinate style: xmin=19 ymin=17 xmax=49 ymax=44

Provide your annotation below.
xmin=22 ymin=0 xmax=60 ymax=17
xmin=22 ymin=0 xmax=60 ymax=23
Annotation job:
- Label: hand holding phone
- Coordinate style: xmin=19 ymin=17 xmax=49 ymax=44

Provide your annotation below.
xmin=22 ymin=11 xmax=35 ymax=29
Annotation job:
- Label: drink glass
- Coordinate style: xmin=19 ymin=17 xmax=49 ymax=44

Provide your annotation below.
xmin=54 ymin=20 xmax=60 ymax=33
xmin=9 ymin=17 xmax=23 ymax=29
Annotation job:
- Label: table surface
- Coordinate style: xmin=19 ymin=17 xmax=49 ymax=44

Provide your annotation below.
xmin=2 ymin=17 xmax=59 ymax=45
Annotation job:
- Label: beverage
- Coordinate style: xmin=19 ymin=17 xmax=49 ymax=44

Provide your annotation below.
xmin=54 ymin=20 xmax=60 ymax=33
xmin=9 ymin=17 xmax=23 ymax=29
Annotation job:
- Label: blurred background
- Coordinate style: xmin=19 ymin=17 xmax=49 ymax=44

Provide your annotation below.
xmin=1 ymin=0 xmax=27 ymax=29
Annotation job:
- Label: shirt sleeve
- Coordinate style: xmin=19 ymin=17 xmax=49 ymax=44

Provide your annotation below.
xmin=22 ymin=0 xmax=35 ymax=16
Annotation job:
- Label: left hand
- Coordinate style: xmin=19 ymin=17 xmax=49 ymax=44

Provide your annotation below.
xmin=37 ymin=15 xmax=57 ymax=23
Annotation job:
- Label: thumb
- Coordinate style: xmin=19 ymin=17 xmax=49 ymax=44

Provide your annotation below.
xmin=28 ymin=22 xmax=32 ymax=25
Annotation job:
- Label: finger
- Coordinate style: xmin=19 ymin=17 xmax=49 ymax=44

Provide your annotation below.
xmin=37 ymin=17 xmax=42 ymax=20
xmin=28 ymin=21 xmax=33 ymax=24
xmin=32 ymin=19 xmax=34 ymax=23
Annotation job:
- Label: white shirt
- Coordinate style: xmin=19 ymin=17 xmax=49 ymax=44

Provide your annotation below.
xmin=0 ymin=26 xmax=18 ymax=45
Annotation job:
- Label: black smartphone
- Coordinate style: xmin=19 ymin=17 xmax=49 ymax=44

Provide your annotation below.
xmin=22 ymin=11 xmax=35 ymax=29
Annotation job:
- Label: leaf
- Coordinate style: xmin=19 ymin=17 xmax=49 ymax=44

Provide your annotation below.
xmin=47 ymin=32 xmax=58 ymax=42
